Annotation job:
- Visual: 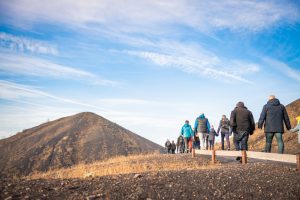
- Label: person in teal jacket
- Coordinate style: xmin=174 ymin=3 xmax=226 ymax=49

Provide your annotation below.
xmin=181 ymin=120 xmax=194 ymax=153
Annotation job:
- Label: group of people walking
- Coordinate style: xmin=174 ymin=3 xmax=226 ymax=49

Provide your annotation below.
xmin=165 ymin=95 xmax=299 ymax=155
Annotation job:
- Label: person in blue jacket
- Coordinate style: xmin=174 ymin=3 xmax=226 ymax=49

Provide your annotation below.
xmin=181 ymin=120 xmax=194 ymax=153
xmin=194 ymin=113 xmax=211 ymax=150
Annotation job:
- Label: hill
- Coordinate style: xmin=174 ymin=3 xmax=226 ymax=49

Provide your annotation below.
xmin=216 ymin=98 xmax=300 ymax=154
xmin=0 ymin=112 xmax=163 ymax=177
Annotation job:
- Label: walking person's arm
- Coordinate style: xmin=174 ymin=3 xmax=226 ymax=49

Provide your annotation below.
xmin=194 ymin=118 xmax=198 ymax=133
xmin=206 ymin=120 xmax=211 ymax=133
xmin=230 ymin=110 xmax=236 ymax=131
xmin=217 ymin=121 xmax=221 ymax=134
xmin=249 ymin=111 xmax=255 ymax=135
xmin=282 ymin=106 xmax=291 ymax=130
xmin=258 ymin=105 xmax=267 ymax=129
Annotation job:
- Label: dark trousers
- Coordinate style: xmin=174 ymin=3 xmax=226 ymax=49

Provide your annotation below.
xmin=233 ymin=131 xmax=249 ymax=151
xmin=167 ymin=148 xmax=171 ymax=154
xmin=208 ymin=140 xmax=214 ymax=150
xmin=221 ymin=132 xmax=230 ymax=150
xmin=184 ymin=137 xmax=190 ymax=153
xmin=265 ymin=132 xmax=284 ymax=154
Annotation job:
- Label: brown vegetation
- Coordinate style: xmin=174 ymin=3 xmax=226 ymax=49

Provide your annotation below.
xmin=29 ymin=153 xmax=216 ymax=179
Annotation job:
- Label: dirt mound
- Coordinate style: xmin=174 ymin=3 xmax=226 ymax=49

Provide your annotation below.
xmin=216 ymin=98 xmax=300 ymax=154
xmin=0 ymin=112 xmax=163 ymax=177
xmin=1 ymin=154 xmax=299 ymax=200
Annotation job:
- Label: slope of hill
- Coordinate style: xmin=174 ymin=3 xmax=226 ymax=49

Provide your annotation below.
xmin=216 ymin=98 xmax=300 ymax=154
xmin=0 ymin=112 xmax=163 ymax=177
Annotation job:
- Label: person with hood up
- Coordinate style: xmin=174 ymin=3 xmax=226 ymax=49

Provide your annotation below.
xmin=290 ymin=116 xmax=300 ymax=144
xmin=217 ymin=115 xmax=231 ymax=150
xmin=208 ymin=125 xmax=219 ymax=150
xmin=194 ymin=113 xmax=210 ymax=150
xmin=181 ymin=120 xmax=194 ymax=153
xmin=230 ymin=101 xmax=255 ymax=153
xmin=258 ymin=95 xmax=291 ymax=154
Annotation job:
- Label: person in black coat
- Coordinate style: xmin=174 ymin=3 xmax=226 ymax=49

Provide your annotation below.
xmin=258 ymin=95 xmax=291 ymax=154
xmin=230 ymin=101 xmax=255 ymax=151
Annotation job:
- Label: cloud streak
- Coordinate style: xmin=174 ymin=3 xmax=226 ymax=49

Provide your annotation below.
xmin=1 ymin=0 xmax=299 ymax=34
xmin=0 ymin=80 xmax=105 ymax=109
xmin=0 ymin=32 xmax=58 ymax=55
xmin=263 ymin=57 xmax=300 ymax=82
xmin=125 ymin=41 xmax=260 ymax=83
xmin=0 ymin=52 xmax=117 ymax=86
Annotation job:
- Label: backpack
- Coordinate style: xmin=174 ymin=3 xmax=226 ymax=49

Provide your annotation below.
xmin=197 ymin=118 xmax=208 ymax=133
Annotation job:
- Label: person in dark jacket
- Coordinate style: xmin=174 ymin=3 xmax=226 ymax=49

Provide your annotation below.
xmin=193 ymin=134 xmax=201 ymax=150
xmin=208 ymin=125 xmax=219 ymax=150
xmin=217 ymin=115 xmax=231 ymax=150
xmin=194 ymin=113 xmax=210 ymax=150
xmin=176 ymin=135 xmax=185 ymax=153
xmin=258 ymin=95 xmax=291 ymax=154
xmin=165 ymin=139 xmax=172 ymax=154
xmin=230 ymin=102 xmax=255 ymax=152
xmin=171 ymin=140 xmax=176 ymax=154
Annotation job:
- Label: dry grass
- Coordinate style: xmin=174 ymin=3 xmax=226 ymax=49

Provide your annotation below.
xmin=28 ymin=153 xmax=216 ymax=179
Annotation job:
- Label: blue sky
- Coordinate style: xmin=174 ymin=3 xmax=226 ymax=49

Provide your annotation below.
xmin=0 ymin=0 xmax=300 ymax=145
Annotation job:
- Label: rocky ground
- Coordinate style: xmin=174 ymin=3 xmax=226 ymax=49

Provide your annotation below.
xmin=1 ymin=154 xmax=299 ymax=200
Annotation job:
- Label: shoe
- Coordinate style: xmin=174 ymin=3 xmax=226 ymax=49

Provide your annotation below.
xmin=236 ymin=156 xmax=241 ymax=161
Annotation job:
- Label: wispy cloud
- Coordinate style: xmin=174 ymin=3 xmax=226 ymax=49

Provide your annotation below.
xmin=263 ymin=57 xmax=300 ymax=82
xmin=1 ymin=0 xmax=299 ymax=34
xmin=0 ymin=32 xmax=58 ymax=55
xmin=0 ymin=80 xmax=106 ymax=109
xmin=125 ymin=41 xmax=260 ymax=83
xmin=0 ymin=52 xmax=117 ymax=86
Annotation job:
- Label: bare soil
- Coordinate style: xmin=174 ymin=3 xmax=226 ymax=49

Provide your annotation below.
xmin=1 ymin=154 xmax=299 ymax=200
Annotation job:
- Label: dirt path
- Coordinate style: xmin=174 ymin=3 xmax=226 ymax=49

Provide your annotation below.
xmin=1 ymin=154 xmax=299 ymax=200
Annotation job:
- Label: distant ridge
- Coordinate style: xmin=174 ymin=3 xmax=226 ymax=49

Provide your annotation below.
xmin=0 ymin=112 xmax=163 ymax=177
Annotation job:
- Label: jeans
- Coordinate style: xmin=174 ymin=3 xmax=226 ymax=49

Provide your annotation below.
xmin=233 ymin=131 xmax=249 ymax=151
xmin=221 ymin=132 xmax=230 ymax=150
xmin=265 ymin=132 xmax=284 ymax=154
xmin=184 ymin=137 xmax=190 ymax=153
xmin=198 ymin=132 xmax=207 ymax=150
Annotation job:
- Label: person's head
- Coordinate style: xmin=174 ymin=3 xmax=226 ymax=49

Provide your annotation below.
xmin=269 ymin=95 xmax=275 ymax=100
xmin=172 ymin=140 xmax=174 ymax=143
xmin=236 ymin=101 xmax=244 ymax=107
xmin=211 ymin=125 xmax=214 ymax=128
xmin=222 ymin=115 xmax=226 ymax=120
xmin=185 ymin=120 xmax=189 ymax=124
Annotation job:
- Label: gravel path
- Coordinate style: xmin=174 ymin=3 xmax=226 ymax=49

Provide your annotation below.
xmin=1 ymin=155 xmax=299 ymax=200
